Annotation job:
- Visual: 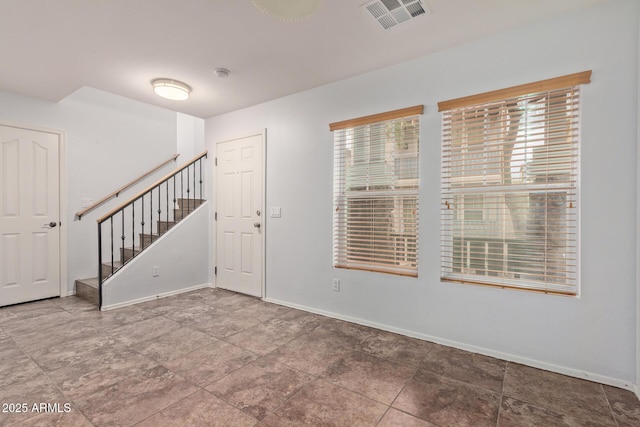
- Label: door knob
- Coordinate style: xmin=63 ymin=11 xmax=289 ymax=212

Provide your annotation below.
xmin=254 ymin=222 xmax=261 ymax=229
xmin=45 ymin=221 xmax=57 ymax=228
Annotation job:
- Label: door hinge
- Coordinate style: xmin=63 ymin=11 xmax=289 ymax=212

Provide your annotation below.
xmin=215 ymin=157 xmax=218 ymax=166
xmin=214 ymin=212 xmax=217 ymax=221
xmin=214 ymin=266 xmax=217 ymax=276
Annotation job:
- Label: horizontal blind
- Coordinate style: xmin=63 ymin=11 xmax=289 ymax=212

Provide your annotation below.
xmin=333 ymin=114 xmax=420 ymax=276
xmin=441 ymin=86 xmax=580 ymax=294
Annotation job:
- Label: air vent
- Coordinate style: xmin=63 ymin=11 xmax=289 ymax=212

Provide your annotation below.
xmin=363 ymin=0 xmax=428 ymax=30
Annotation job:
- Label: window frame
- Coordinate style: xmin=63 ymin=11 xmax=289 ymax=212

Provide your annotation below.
xmin=438 ymin=72 xmax=591 ymax=295
xmin=330 ymin=105 xmax=423 ymax=277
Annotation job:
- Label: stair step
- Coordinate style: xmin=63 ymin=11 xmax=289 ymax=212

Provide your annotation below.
xmin=172 ymin=198 xmax=204 ymax=221
xmin=121 ymin=246 xmax=142 ymax=262
xmin=101 ymin=260 xmax=124 ymax=280
xmin=75 ymin=277 xmax=99 ymax=306
xmin=174 ymin=209 xmax=191 ymax=221
xmin=176 ymin=198 xmax=204 ymax=210
xmin=157 ymin=220 xmax=177 ymax=234
xmin=140 ymin=233 xmax=160 ymax=247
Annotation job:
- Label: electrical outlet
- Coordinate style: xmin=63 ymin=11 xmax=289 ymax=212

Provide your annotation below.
xmin=332 ymin=278 xmax=340 ymax=292
xmin=152 ymin=266 xmax=159 ymax=277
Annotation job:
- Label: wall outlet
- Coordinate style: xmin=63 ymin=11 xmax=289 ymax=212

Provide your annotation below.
xmin=332 ymin=278 xmax=340 ymax=292
xmin=152 ymin=266 xmax=159 ymax=277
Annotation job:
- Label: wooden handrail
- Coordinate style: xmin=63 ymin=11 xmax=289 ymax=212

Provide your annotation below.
xmin=76 ymin=153 xmax=180 ymax=220
xmin=97 ymin=150 xmax=208 ymax=223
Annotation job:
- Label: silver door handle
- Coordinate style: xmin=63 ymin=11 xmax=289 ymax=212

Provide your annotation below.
xmin=254 ymin=222 xmax=261 ymax=229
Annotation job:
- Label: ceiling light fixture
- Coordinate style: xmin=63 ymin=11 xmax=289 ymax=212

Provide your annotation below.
xmin=152 ymin=78 xmax=191 ymax=101
xmin=252 ymin=0 xmax=323 ymax=22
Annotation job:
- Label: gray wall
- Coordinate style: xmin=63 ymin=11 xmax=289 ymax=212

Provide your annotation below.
xmin=206 ymin=0 xmax=640 ymax=389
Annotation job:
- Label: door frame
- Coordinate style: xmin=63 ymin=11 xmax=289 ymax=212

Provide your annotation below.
xmin=214 ymin=129 xmax=266 ymax=298
xmin=0 ymin=121 xmax=68 ymax=299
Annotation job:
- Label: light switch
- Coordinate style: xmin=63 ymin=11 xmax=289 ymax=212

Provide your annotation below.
xmin=270 ymin=207 xmax=282 ymax=218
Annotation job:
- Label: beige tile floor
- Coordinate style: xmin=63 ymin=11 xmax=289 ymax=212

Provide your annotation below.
xmin=1 ymin=288 xmax=639 ymax=426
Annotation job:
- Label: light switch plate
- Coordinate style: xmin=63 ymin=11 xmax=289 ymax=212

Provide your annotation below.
xmin=270 ymin=207 xmax=282 ymax=218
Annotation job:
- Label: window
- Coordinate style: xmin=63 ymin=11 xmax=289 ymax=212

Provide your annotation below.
xmin=330 ymin=105 xmax=423 ymax=276
xmin=439 ymin=71 xmax=591 ymax=295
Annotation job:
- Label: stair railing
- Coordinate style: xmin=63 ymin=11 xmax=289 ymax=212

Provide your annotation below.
xmin=96 ymin=150 xmax=208 ymax=308
xmin=76 ymin=153 xmax=180 ymax=220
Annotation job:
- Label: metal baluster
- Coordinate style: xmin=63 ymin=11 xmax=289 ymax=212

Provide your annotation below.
xmin=193 ymin=162 xmax=196 ymax=211
xmin=98 ymin=222 xmax=102 ymax=309
xmin=121 ymin=208 xmax=125 ymax=270
xmin=150 ymin=187 xmax=153 ymax=247
xmin=180 ymin=170 xmax=184 ymax=219
xmin=186 ymin=165 xmax=190 ymax=214
xmin=110 ymin=216 xmax=114 ymax=277
xmin=132 ymin=201 xmax=135 ymax=265
xmin=157 ymin=185 xmax=161 ymax=242
xmin=141 ymin=194 xmax=145 ymax=251
xmin=199 ymin=158 xmax=203 ymax=199
xmin=166 ymin=180 xmax=169 ymax=229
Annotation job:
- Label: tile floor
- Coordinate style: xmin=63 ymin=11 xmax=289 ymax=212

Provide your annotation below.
xmin=1 ymin=288 xmax=639 ymax=426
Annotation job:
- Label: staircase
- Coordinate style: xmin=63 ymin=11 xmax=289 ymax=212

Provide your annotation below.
xmin=75 ymin=152 xmax=208 ymax=309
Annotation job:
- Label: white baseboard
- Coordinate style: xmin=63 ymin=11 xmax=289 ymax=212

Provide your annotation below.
xmin=101 ymin=283 xmax=214 ymax=311
xmin=264 ymin=297 xmax=636 ymax=393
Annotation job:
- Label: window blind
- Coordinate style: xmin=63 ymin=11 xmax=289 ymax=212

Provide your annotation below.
xmin=440 ymin=73 xmax=590 ymax=295
xmin=331 ymin=107 xmax=422 ymax=276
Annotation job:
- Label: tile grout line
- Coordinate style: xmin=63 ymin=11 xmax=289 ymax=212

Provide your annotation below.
xmin=129 ymin=387 xmax=209 ymax=426
xmin=601 ymin=383 xmax=621 ymax=427
xmin=2 ymin=304 xmax=103 ymax=426
xmin=385 ymin=363 xmax=426 ymax=423
xmin=259 ymin=374 xmax=317 ymax=422
xmin=33 ymin=340 xmax=98 ymax=427
xmin=495 ymin=361 xmax=508 ymax=427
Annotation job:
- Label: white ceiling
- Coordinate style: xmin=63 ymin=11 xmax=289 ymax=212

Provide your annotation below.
xmin=0 ymin=0 xmax=604 ymax=119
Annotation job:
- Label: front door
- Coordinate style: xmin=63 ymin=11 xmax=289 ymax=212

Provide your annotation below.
xmin=215 ymin=131 xmax=264 ymax=297
xmin=0 ymin=125 xmax=61 ymax=307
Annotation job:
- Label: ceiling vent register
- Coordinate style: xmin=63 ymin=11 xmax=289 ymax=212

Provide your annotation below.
xmin=364 ymin=0 xmax=428 ymax=30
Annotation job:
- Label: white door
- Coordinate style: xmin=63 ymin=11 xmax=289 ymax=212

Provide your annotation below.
xmin=216 ymin=132 xmax=264 ymax=297
xmin=0 ymin=125 xmax=61 ymax=307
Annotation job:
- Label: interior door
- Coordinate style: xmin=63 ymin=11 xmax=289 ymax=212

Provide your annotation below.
xmin=0 ymin=125 xmax=61 ymax=307
xmin=215 ymin=132 xmax=264 ymax=297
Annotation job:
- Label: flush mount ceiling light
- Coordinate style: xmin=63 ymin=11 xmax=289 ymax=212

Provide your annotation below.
xmin=152 ymin=78 xmax=191 ymax=101
xmin=252 ymin=0 xmax=323 ymax=22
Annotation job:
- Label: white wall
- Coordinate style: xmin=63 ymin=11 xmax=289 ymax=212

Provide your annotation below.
xmin=177 ymin=112 xmax=205 ymax=160
xmin=0 ymin=87 xmax=189 ymax=293
xmin=206 ymin=0 xmax=640 ymax=388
